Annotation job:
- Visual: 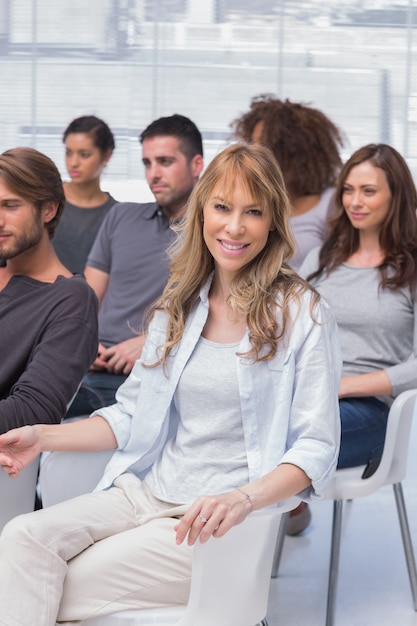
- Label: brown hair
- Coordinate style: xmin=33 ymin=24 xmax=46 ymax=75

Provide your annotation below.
xmin=309 ymin=143 xmax=417 ymax=291
xmin=148 ymin=142 xmax=319 ymax=366
xmin=230 ymin=94 xmax=344 ymax=198
xmin=0 ymin=147 xmax=65 ymax=238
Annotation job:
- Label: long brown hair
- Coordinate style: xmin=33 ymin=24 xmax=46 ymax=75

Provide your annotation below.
xmin=148 ymin=143 xmax=319 ymax=366
xmin=309 ymin=143 xmax=417 ymax=290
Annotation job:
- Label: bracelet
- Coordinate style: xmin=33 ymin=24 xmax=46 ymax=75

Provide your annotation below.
xmin=237 ymin=487 xmax=253 ymax=511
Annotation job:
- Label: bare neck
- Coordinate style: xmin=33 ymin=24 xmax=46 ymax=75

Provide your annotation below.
xmin=64 ymin=181 xmax=108 ymax=208
xmin=202 ymin=271 xmax=246 ymax=343
xmin=290 ymin=194 xmax=321 ymax=217
xmin=347 ymin=231 xmax=384 ymax=267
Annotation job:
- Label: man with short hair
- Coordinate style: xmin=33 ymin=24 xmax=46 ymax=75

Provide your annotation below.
xmin=0 ymin=147 xmax=98 ymax=433
xmin=67 ymin=114 xmax=204 ymax=416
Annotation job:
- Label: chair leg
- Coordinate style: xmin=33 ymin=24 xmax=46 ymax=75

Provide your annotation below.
xmin=393 ymin=482 xmax=417 ymax=610
xmin=271 ymin=511 xmax=290 ymax=578
xmin=326 ymin=499 xmax=343 ymax=626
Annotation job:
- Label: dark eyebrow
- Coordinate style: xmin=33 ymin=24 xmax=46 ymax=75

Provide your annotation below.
xmin=142 ymin=156 xmax=176 ymax=164
xmin=347 ymin=184 xmax=378 ymax=190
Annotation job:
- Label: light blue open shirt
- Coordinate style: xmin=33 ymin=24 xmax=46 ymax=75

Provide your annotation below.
xmin=94 ymin=275 xmax=342 ymax=501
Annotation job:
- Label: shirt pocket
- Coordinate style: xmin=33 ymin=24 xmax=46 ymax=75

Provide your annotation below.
xmin=266 ymin=351 xmax=293 ymax=398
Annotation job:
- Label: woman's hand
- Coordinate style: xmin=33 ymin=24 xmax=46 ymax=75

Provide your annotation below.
xmin=174 ymin=490 xmax=252 ymax=546
xmin=0 ymin=426 xmax=41 ymax=478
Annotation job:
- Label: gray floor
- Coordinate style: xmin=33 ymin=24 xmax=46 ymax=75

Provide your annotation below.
xmin=267 ymin=411 xmax=417 ymax=626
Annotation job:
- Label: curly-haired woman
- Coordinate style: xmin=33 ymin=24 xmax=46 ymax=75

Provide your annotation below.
xmin=231 ymin=94 xmax=345 ymax=271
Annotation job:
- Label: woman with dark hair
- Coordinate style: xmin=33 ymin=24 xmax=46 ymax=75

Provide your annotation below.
xmin=52 ymin=115 xmax=118 ymax=273
xmin=299 ymin=143 xmax=417 ymax=521
xmin=0 ymin=143 xmax=340 ymax=624
xmin=231 ymin=95 xmax=345 ymax=270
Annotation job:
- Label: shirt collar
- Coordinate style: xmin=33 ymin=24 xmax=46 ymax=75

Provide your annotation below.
xmin=142 ymin=202 xmax=167 ymax=221
xmin=199 ymin=272 xmax=214 ymax=306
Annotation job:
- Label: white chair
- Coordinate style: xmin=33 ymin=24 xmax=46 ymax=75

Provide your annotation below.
xmin=272 ymin=388 xmax=417 ymax=626
xmin=0 ymin=456 xmax=39 ymax=532
xmin=80 ymin=507 xmax=289 ymax=626
xmin=38 ymin=413 xmax=114 ymax=507
xmin=39 ymin=451 xmax=299 ymax=626
xmin=39 ymin=448 xmax=114 ymax=507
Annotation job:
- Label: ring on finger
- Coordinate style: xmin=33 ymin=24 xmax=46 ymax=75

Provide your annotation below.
xmin=199 ymin=515 xmax=208 ymax=523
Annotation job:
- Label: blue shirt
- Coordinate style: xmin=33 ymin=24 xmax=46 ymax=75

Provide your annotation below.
xmin=94 ymin=276 xmax=342 ymax=501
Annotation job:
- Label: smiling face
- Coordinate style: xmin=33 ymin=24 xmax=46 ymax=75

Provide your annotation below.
xmin=342 ymin=160 xmax=392 ymax=236
xmin=65 ymin=132 xmax=110 ymax=184
xmin=142 ymin=135 xmax=203 ymax=219
xmin=202 ymin=179 xmax=273 ymax=282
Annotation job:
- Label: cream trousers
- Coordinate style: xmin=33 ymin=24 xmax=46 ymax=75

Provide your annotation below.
xmin=0 ymin=473 xmax=193 ymax=626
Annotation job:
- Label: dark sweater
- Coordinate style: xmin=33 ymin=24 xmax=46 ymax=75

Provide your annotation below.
xmin=0 ymin=273 xmax=98 ymax=433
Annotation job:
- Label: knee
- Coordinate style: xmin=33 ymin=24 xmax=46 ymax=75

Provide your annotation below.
xmin=1 ymin=509 xmax=46 ymax=546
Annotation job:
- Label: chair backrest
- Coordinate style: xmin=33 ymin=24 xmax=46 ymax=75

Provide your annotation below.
xmin=178 ymin=507 xmax=283 ymax=626
xmin=323 ymin=389 xmax=417 ymax=501
xmin=383 ymin=388 xmax=417 ymax=485
xmin=39 ymin=449 xmax=114 ymax=507
xmin=0 ymin=456 xmax=39 ymax=532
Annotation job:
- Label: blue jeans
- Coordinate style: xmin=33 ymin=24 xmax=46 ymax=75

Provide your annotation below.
xmin=65 ymin=372 xmax=128 ymax=419
xmin=337 ymin=397 xmax=390 ymax=469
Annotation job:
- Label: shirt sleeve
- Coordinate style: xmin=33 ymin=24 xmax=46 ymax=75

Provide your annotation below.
xmin=385 ymin=293 xmax=417 ymax=396
xmin=89 ymin=312 xmax=164 ymax=449
xmin=0 ymin=279 xmax=98 ymax=433
xmin=279 ymin=296 xmax=342 ymax=499
xmin=86 ymin=204 xmax=120 ymax=273
xmin=91 ymin=360 xmax=143 ymax=449
xmin=298 ymin=246 xmax=321 ymax=280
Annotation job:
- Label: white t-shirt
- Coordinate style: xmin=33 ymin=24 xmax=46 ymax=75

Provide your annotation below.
xmin=145 ymin=336 xmax=249 ymax=504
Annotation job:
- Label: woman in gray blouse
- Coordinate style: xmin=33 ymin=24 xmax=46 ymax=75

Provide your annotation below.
xmin=301 ymin=143 xmax=417 ymax=472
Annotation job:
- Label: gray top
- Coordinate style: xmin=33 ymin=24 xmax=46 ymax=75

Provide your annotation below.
xmin=87 ymin=201 xmax=177 ymax=346
xmin=145 ymin=336 xmax=248 ymax=503
xmin=53 ymin=193 xmax=117 ymax=274
xmin=300 ymin=247 xmax=417 ymax=404
xmin=290 ymin=187 xmax=335 ymax=271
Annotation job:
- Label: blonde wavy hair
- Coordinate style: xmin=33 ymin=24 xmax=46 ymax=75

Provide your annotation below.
xmin=148 ymin=142 xmax=318 ymax=365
